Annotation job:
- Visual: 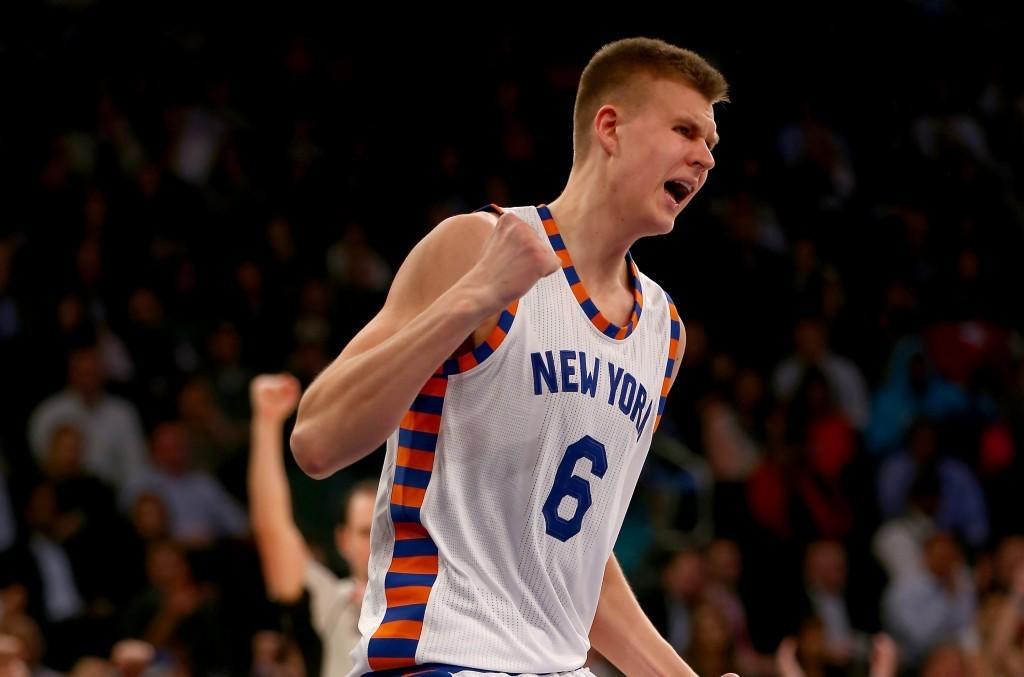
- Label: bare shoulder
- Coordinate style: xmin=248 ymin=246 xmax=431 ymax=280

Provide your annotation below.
xmin=388 ymin=210 xmax=498 ymax=310
xmin=336 ymin=211 xmax=500 ymax=362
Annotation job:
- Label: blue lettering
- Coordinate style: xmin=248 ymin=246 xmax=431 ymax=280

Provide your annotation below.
xmin=636 ymin=400 xmax=654 ymax=440
xmin=630 ymin=383 xmax=648 ymax=423
xmin=579 ymin=353 xmax=599 ymax=397
xmin=559 ymin=350 xmax=579 ymax=393
xmin=618 ymin=374 xmax=637 ymax=415
xmin=607 ymin=363 xmax=624 ymax=406
xmin=531 ymin=351 xmax=558 ymax=394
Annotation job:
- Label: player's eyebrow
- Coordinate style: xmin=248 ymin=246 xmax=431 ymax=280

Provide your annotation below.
xmin=674 ymin=115 xmax=720 ymax=150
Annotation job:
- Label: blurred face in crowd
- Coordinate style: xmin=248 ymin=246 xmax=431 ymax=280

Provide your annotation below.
xmin=691 ymin=602 xmax=730 ymax=654
xmin=132 ymin=493 xmax=170 ymax=541
xmin=128 ymin=287 xmax=163 ymax=329
xmin=794 ymin=319 xmax=827 ymax=362
xmin=706 ymin=539 xmax=742 ymax=587
xmin=921 ymin=646 xmax=968 ymax=677
xmin=925 ymin=534 xmax=962 ymax=582
xmin=663 ymin=550 xmax=705 ymax=601
xmin=797 ymin=617 xmax=827 ymax=666
xmin=208 ymin=324 xmax=241 ymax=366
xmin=46 ymin=424 xmax=83 ymax=480
xmin=805 ymin=541 xmax=847 ymax=593
xmin=336 ymin=487 xmax=375 ymax=583
xmin=68 ymin=347 xmax=104 ymax=400
xmin=150 ymin=422 xmax=190 ymax=475
xmin=146 ymin=541 xmax=190 ymax=591
xmin=178 ymin=379 xmax=217 ymax=424
xmin=995 ymin=536 xmax=1024 ymax=589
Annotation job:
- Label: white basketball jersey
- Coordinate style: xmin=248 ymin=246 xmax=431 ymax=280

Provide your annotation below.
xmin=349 ymin=205 xmax=681 ymax=676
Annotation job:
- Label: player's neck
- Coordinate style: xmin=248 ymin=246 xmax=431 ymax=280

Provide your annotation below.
xmin=546 ymin=173 xmax=633 ymax=292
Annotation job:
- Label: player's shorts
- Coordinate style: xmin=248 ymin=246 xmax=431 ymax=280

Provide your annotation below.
xmin=393 ymin=668 xmax=595 ymax=677
xmin=450 ymin=670 xmax=594 ymax=677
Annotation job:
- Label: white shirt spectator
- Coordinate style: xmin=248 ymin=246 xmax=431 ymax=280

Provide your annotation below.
xmin=121 ymin=466 xmax=247 ymax=543
xmin=882 ymin=564 xmax=976 ymax=665
xmin=305 ymin=560 xmax=361 ymax=677
xmin=773 ymin=353 xmax=870 ymax=429
xmin=28 ymin=390 xmax=147 ymax=489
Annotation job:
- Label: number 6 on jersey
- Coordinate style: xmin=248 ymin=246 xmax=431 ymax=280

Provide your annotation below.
xmin=542 ymin=435 xmax=608 ymax=541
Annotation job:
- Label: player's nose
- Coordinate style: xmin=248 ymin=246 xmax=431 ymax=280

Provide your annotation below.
xmin=689 ymin=141 xmax=715 ymax=172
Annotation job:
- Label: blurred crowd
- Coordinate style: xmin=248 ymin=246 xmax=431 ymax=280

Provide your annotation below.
xmin=1 ymin=4 xmax=1023 ymax=676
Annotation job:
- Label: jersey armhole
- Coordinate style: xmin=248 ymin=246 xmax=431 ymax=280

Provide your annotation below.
xmin=440 ymin=204 xmax=517 ymax=376
xmin=653 ymin=292 xmax=683 ymax=432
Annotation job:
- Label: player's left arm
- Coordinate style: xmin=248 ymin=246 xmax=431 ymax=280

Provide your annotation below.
xmin=590 ymin=325 xmax=733 ymax=676
xmin=590 ymin=555 xmax=702 ymax=676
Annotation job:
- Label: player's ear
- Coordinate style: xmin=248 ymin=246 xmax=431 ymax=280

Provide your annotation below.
xmin=593 ymin=104 xmax=621 ymax=156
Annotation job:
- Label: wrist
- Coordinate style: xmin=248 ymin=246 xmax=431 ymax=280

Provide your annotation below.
xmin=253 ymin=415 xmax=286 ymax=431
xmin=450 ymin=278 xmax=503 ymax=324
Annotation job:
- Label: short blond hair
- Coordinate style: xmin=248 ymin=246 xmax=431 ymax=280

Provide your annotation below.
xmin=573 ymin=37 xmax=729 ymax=158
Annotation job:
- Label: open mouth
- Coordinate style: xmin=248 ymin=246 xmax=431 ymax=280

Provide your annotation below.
xmin=664 ymin=180 xmax=692 ymax=206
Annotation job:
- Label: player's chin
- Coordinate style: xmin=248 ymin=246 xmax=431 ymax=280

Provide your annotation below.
xmin=651 ymin=203 xmax=680 ymax=235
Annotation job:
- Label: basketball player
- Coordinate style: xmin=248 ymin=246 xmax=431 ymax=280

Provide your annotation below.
xmin=249 ymin=373 xmax=376 ymax=676
xmin=292 ymin=37 xmax=730 ymax=676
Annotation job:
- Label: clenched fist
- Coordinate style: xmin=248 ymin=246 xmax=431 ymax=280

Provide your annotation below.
xmin=463 ymin=212 xmax=562 ymax=313
xmin=250 ymin=374 xmax=301 ymax=424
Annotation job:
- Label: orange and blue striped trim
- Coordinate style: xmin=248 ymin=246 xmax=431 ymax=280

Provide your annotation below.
xmin=366 ymin=265 xmax=519 ymax=671
xmin=474 ymin=203 xmax=504 ymax=217
xmin=654 ymin=294 xmax=682 ymax=432
xmin=367 ymin=374 xmax=447 ymax=671
xmin=536 ymin=204 xmax=644 ymax=340
xmin=438 ymin=301 xmax=518 ymax=376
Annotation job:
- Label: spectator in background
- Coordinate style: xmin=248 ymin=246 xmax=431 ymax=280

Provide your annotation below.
xmin=919 ymin=645 xmax=970 ymax=677
xmin=777 ymin=100 xmax=857 ymax=212
xmin=877 ymin=420 xmax=989 ymax=549
xmin=700 ymin=385 xmax=762 ymax=483
xmin=326 ymin=222 xmax=392 ymax=294
xmin=121 ymin=286 xmax=183 ymax=419
xmin=121 ymin=421 xmax=247 ymax=545
xmin=802 ymin=540 xmax=868 ymax=666
xmin=250 ymin=630 xmax=306 ymax=677
xmin=0 ymin=479 xmax=113 ymax=670
xmin=176 ymin=376 xmax=246 ymax=490
xmin=747 ymin=397 xmax=854 ymax=544
xmin=204 ymin=323 xmax=253 ymax=424
xmin=704 ymin=539 xmax=764 ymax=674
xmin=866 ymin=339 xmax=969 ymax=455
xmin=640 ymin=548 xmax=705 ymax=656
xmin=872 ymin=471 xmax=941 ymax=581
xmin=118 ymin=492 xmax=174 ymax=601
xmin=684 ymin=602 xmax=736 ymax=677
xmin=773 ymin=318 xmax=870 ymax=430
xmin=776 ymin=630 xmax=899 ymax=677
xmin=882 ymin=533 xmax=977 ymax=667
xmin=38 ymin=424 xmax=125 ymax=606
xmin=977 ymin=563 xmax=1024 ymax=675
xmin=0 ymin=613 xmax=61 ymax=677
xmin=120 ymin=540 xmax=227 ymax=675
xmin=248 ymin=374 xmax=373 ymax=677
xmin=28 ymin=345 xmax=148 ymax=490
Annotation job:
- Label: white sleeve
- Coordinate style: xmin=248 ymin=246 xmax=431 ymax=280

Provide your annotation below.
xmin=304 ymin=560 xmax=354 ymax=638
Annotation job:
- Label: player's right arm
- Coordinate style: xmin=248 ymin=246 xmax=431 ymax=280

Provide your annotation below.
xmin=248 ymin=373 xmax=309 ymax=602
xmin=290 ymin=211 xmax=561 ymax=479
